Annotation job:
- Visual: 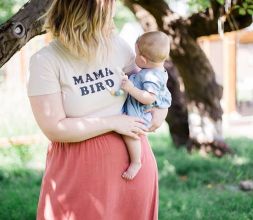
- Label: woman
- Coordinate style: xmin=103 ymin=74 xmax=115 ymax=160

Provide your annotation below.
xmin=27 ymin=0 xmax=168 ymax=219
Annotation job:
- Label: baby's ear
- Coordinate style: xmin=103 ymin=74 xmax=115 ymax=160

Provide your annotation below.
xmin=140 ymin=55 xmax=147 ymax=64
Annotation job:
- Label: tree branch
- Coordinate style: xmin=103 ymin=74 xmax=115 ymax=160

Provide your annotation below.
xmin=188 ymin=0 xmax=253 ymax=39
xmin=0 ymin=0 xmax=52 ymax=67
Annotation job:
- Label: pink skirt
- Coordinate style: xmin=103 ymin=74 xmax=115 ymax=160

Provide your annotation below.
xmin=37 ymin=132 xmax=158 ymax=220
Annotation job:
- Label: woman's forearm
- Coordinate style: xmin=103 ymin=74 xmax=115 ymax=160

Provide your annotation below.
xmin=43 ymin=114 xmax=146 ymax=142
xmin=29 ymin=94 xmax=116 ymax=143
xmin=46 ymin=116 xmax=114 ymax=142
xmin=29 ymin=93 xmax=146 ymax=143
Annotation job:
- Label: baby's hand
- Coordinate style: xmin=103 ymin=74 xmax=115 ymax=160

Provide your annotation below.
xmin=121 ymin=76 xmax=134 ymax=92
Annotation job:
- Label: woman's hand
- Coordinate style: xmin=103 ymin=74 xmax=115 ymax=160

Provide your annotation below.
xmin=146 ymin=108 xmax=168 ymax=132
xmin=110 ymin=115 xmax=148 ymax=139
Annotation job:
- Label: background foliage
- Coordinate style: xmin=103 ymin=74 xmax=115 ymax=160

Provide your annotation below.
xmin=0 ymin=0 xmax=26 ymax=24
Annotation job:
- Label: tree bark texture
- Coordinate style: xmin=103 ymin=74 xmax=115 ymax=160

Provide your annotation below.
xmin=164 ymin=61 xmax=189 ymax=146
xmin=0 ymin=0 xmax=52 ymax=67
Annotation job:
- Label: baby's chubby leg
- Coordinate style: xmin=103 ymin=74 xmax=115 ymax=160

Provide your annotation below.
xmin=122 ymin=135 xmax=142 ymax=180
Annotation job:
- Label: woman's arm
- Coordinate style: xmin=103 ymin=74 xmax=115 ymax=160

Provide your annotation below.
xmin=121 ymin=77 xmax=156 ymax=105
xmin=29 ymin=93 xmax=148 ymax=143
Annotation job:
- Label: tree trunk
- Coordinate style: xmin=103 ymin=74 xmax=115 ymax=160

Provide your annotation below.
xmin=0 ymin=0 xmax=52 ymax=67
xmin=164 ymin=61 xmax=189 ymax=146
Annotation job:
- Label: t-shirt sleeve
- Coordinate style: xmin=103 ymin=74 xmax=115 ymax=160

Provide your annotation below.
xmin=142 ymin=71 xmax=161 ymax=96
xmin=118 ymin=37 xmax=137 ymax=74
xmin=27 ymin=52 xmax=61 ymax=96
xmin=159 ymin=90 xmax=172 ymax=109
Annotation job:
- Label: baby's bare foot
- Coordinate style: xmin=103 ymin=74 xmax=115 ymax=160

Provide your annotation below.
xmin=122 ymin=162 xmax=142 ymax=180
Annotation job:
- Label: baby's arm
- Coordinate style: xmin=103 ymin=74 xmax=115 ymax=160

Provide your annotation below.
xmin=121 ymin=76 xmax=156 ymax=105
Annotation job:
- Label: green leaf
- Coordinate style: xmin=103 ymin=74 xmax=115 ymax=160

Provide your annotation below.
xmin=233 ymin=5 xmax=240 ymax=9
xmin=216 ymin=0 xmax=225 ymax=5
xmin=243 ymin=3 xmax=248 ymax=8
xmin=247 ymin=9 xmax=253 ymax=15
xmin=239 ymin=8 xmax=247 ymax=15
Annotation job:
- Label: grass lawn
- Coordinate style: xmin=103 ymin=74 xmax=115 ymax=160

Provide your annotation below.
xmin=0 ymin=135 xmax=253 ymax=220
xmin=0 ymin=144 xmax=46 ymax=220
xmin=149 ymin=135 xmax=253 ymax=220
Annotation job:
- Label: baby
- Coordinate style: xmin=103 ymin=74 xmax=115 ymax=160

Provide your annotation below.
xmin=121 ymin=31 xmax=172 ymax=180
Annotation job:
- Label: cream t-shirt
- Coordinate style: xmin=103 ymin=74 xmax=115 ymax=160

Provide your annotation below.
xmin=27 ymin=35 xmax=136 ymax=118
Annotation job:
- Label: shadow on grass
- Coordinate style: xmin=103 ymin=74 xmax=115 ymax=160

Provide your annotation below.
xmin=149 ymin=134 xmax=253 ymax=220
xmin=0 ymin=167 xmax=42 ymax=220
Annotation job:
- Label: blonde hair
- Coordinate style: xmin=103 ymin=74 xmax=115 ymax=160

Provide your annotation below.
xmin=44 ymin=0 xmax=115 ymax=61
xmin=136 ymin=31 xmax=170 ymax=63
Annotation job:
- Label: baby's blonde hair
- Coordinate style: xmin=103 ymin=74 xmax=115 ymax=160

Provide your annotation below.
xmin=43 ymin=0 xmax=115 ymax=62
xmin=136 ymin=31 xmax=170 ymax=63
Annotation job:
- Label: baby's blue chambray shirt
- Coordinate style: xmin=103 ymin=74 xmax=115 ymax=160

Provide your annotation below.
xmin=123 ymin=68 xmax=172 ymax=127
